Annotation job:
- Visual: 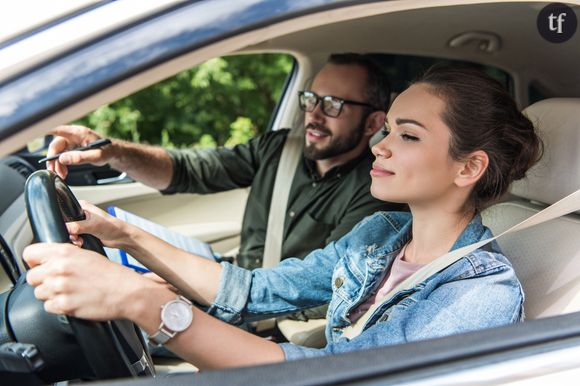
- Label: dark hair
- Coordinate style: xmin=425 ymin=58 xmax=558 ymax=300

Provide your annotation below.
xmin=415 ymin=65 xmax=543 ymax=211
xmin=327 ymin=53 xmax=391 ymax=111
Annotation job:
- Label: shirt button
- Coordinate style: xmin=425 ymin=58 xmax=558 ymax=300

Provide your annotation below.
xmin=334 ymin=277 xmax=344 ymax=288
xmin=289 ymin=211 xmax=295 ymax=218
xmin=312 ymin=182 xmax=317 ymax=188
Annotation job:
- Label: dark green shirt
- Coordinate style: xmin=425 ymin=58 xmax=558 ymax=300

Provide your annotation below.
xmin=162 ymin=129 xmax=404 ymax=269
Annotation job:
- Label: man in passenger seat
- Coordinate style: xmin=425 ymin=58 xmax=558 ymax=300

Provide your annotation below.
xmin=45 ymin=53 xmax=403 ymax=280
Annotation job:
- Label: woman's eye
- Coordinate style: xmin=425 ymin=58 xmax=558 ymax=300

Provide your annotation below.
xmin=401 ymin=134 xmax=419 ymax=142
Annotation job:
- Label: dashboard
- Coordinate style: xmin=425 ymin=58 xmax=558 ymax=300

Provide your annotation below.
xmin=0 ymin=155 xmax=36 ymax=291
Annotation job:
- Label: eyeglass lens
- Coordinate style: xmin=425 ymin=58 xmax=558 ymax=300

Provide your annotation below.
xmin=300 ymin=92 xmax=342 ymax=117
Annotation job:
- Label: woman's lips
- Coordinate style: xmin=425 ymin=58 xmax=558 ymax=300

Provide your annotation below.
xmin=370 ymin=164 xmax=395 ymax=177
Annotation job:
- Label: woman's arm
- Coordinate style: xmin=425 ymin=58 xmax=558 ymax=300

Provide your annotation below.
xmin=144 ymin=290 xmax=286 ymax=369
xmin=23 ymin=243 xmax=285 ymax=369
xmin=69 ymin=200 xmax=343 ymax=316
xmin=123 ymin=224 xmax=222 ymax=306
xmin=67 ymin=201 xmax=222 ymax=306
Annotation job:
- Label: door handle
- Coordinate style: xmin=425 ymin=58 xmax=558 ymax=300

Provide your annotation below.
xmin=96 ymin=172 xmax=131 ymax=185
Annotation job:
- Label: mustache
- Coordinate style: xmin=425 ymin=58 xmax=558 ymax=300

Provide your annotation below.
xmin=305 ymin=123 xmax=331 ymax=136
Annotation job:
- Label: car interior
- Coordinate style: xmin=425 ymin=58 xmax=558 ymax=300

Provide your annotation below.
xmin=0 ymin=0 xmax=578 ymax=384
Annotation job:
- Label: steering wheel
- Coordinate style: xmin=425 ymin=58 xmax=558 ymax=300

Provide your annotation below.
xmin=12 ymin=170 xmax=155 ymax=380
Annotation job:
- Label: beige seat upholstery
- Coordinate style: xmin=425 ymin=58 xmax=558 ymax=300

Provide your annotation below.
xmin=276 ymin=317 xmax=327 ymax=348
xmin=482 ymin=98 xmax=580 ymax=319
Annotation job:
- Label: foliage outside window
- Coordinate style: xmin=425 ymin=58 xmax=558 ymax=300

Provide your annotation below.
xmin=75 ymin=54 xmax=294 ymax=148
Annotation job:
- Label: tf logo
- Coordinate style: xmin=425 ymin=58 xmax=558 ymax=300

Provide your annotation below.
xmin=537 ymin=3 xmax=577 ymax=43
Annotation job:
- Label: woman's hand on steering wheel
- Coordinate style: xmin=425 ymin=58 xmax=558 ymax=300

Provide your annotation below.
xmin=67 ymin=200 xmax=132 ymax=250
xmin=24 ymin=242 xmax=154 ymax=321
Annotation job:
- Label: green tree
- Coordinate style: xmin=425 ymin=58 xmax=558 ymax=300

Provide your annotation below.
xmin=76 ymin=54 xmax=293 ymax=148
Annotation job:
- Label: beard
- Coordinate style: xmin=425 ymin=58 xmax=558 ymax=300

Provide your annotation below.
xmin=303 ymin=117 xmax=366 ymax=161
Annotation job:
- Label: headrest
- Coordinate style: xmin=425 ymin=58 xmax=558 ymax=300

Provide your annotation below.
xmin=511 ymin=98 xmax=580 ymax=205
xmin=369 ymin=92 xmax=400 ymax=148
xmin=369 ymin=128 xmax=384 ymax=148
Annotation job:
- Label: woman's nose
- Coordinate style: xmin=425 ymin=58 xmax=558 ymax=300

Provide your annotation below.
xmin=371 ymin=136 xmax=392 ymax=158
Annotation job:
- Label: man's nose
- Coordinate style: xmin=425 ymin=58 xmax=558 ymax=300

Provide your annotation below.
xmin=307 ymin=102 xmax=326 ymax=122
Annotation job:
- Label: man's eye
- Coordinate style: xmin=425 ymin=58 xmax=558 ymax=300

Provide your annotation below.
xmin=401 ymin=134 xmax=419 ymax=142
xmin=381 ymin=128 xmax=390 ymax=137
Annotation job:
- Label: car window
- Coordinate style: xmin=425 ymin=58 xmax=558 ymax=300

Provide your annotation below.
xmin=74 ymin=53 xmax=295 ymax=149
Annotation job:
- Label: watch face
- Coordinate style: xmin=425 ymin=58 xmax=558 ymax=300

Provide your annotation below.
xmin=161 ymin=300 xmax=193 ymax=332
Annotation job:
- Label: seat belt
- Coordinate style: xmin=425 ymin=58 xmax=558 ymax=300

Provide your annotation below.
xmin=341 ymin=188 xmax=580 ymax=339
xmin=262 ymin=129 xmax=304 ymax=268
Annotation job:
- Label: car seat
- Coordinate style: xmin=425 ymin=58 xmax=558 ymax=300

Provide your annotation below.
xmin=482 ymin=98 xmax=580 ymax=319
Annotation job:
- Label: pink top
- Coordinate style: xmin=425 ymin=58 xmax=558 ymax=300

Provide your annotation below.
xmin=349 ymin=244 xmax=424 ymax=323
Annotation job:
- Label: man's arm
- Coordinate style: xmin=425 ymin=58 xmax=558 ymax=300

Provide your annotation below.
xmin=48 ymin=125 xmax=174 ymax=190
xmin=161 ymin=129 xmax=288 ymax=195
xmin=108 ymin=140 xmax=173 ymax=190
xmin=48 ymin=125 xmax=284 ymax=194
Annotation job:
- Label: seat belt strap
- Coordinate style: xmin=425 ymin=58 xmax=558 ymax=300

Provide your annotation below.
xmin=341 ymin=188 xmax=580 ymax=339
xmin=262 ymin=130 xmax=303 ymax=268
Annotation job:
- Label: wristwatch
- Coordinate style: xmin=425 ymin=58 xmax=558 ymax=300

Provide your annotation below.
xmin=148 ymin=295 xmax=194 ymax=346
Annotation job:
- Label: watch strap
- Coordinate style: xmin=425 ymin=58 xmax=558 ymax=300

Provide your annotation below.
xmin=148 ymin=325 xmax=175 ymax=346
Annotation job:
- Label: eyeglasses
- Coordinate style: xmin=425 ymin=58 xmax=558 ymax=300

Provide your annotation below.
xmin=298 ymin=91 xmax=378 ymax=118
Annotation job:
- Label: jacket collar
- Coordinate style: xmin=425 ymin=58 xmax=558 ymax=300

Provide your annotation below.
xmin=377 ymin=212 xmax=493 ymax=256
xmin=449 ymin=213 xmax=492 ymax=251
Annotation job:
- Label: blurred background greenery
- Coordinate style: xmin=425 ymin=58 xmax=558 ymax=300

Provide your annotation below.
xmin=75 ymin=54 xmax=293 ymax=148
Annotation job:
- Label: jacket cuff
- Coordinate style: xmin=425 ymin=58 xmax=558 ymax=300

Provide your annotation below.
xmin=279 ymin=342 xmax=326 ymax=361
xmin=206 ymin=262 xmax=253 ymax=325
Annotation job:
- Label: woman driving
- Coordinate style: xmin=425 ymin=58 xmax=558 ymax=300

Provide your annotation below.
xmin=23 ymin=65 xmax=542 ymax=368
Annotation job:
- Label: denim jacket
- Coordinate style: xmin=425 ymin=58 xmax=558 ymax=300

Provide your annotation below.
xmin=208 ymin=212 xmax=524 ymax=360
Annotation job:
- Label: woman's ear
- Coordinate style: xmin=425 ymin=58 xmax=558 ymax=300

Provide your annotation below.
xmin=455 ymin=150 xmax=489 ymax=188
xmin=364 ymin=111 xmax=386 ymax=137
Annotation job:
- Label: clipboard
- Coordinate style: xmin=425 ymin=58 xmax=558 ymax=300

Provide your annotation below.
xmin=104 ymin=206 xmax=215 ymax=272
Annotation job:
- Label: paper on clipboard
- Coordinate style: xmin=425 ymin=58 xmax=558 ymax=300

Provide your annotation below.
xmin=104 ymin=206 xmax=215 ymax=272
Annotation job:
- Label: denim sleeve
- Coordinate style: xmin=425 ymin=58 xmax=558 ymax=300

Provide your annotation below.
xmin=207 ymin=237 xmax=347 ymax=324
xmin=206 ymin=262 xmax=253 ymax=325
xmin=280 ymin=259 xmax=523 ymax=361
